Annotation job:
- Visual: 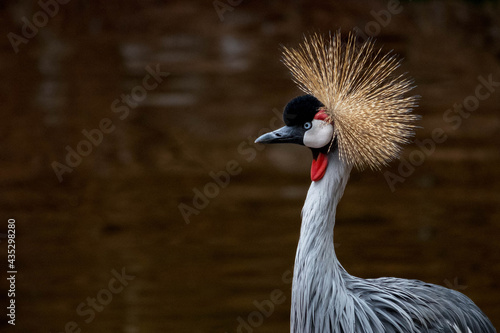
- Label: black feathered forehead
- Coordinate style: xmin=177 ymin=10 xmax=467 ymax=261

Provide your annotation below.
xmin=283 ymin=95 xmax=324 ymax=126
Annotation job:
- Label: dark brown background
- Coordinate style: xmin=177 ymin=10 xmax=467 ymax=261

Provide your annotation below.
xmin=0 ymin=0 xmax=499 ymax=332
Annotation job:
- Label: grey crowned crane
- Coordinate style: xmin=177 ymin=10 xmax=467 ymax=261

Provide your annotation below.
xmin=255 ymin=32 xmax=496 ymax=333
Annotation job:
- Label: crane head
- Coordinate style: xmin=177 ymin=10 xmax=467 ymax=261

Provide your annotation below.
xmin=255 ymin=32 xmax=420 ymax=181
xmin=255 ymin=95 xmax=335 ymax=181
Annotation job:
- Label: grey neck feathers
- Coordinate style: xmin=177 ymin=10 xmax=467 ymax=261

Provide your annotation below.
xmin=291 ymin=150 xmax=353 ymax=332
xmin=298 ymin=151 xmax=351 ymax=259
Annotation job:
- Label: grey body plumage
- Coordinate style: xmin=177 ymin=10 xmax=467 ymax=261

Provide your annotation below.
xmin=291 ymin=151 xmax=495 ymax=333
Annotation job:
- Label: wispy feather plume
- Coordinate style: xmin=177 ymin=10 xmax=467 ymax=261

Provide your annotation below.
xmin=282 ymin=32 xmax=419 ymax=170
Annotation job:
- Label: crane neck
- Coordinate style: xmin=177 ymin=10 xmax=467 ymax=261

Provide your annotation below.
xmin=291 ymin=150 xmax=352 ymax=332
xmin=298 ymin=150 xmax=351 ymax=260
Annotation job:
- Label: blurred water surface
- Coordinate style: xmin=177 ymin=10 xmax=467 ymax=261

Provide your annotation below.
xmin=0 ymin=1 xmax=499 ymax=332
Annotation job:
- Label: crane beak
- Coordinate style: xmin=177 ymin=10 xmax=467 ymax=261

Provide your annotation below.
xmin=255 ymin=126 xmax=303 ymax=145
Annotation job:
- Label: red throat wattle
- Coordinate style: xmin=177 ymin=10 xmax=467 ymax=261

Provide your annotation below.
xmin=311 ymin=152 xmax=328 ymax=181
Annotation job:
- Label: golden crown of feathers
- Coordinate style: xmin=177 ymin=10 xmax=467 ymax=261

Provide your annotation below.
xmin=282 ymin=32 xmax=419 ymax=170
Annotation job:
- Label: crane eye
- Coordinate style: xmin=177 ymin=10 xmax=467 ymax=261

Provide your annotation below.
xmin=303 ymin=122 xmax=312 ymax=130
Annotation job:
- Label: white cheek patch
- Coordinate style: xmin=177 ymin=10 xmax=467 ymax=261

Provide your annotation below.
xmin=303 ymin=120 xmax=334 ymax=148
